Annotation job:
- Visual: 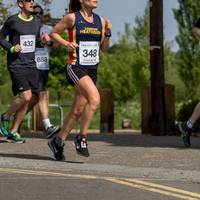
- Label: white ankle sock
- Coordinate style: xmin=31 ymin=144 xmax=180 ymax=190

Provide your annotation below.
xmin=42 ymin=118 xmax=52 ymax=130
xmin=186 ymin=120 xmax=193 ymax=129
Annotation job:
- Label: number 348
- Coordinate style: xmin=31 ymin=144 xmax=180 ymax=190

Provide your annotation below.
xmin=82 ymin=49 xmax=97 ymax=57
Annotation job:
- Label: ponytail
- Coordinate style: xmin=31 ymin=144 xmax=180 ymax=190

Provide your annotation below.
xmin=69 ymin=0 xmax=81 ymax=12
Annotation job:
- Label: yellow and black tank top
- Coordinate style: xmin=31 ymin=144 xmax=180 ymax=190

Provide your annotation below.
xmin=68 ymin=11 xmax=102 ymax=69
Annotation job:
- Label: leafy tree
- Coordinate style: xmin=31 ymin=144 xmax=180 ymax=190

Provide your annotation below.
xmin=0 ymin=0 xmax=10 ymax=24
xmin=98 ymin=46 xmax=136 ymax=102
xmin=0 ymin=0 xmax=13 ymax=108
xmin=173 ymin=0 xmax=200 ymax=99
xmin=119 ymin=6 xmax=150 ymax=96
xmin=48 ymin=32 xmax=74 ymax=104
xmin=98 ymin=5 xmax=150 ymax=103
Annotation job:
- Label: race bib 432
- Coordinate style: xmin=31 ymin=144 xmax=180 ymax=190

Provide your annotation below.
xmin=20 ymin=35 xmax=36 ymax=53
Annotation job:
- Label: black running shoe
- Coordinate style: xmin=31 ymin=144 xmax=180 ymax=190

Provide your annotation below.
xmin=74 ymin=134 xmax=90 ymax=157
xmin=178 ymin=121 xmax=192 ymax=147
xmin=48 ymin=137 xmax=65 ymax=161
xmin=46 ymin=125 xmax=61 ymax=139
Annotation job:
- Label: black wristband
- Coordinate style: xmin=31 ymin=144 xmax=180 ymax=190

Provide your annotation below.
xmin=104 ymin=32 xmax=111 ymax=37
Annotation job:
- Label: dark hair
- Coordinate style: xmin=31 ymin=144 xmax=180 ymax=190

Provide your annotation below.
xmin=69 ymin=0 xmax=81 ymax=12
xmin=33 ymin=4 xmax=44 ymax=15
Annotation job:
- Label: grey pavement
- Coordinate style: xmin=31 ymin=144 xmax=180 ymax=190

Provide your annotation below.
xmin=0 ymin=131 xmax=200 ymax=180
xmin=0 ymin=131 xmax=200 ymax=200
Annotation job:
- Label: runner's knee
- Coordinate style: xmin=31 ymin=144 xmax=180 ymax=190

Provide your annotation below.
xmin=21 ymin=93 xmax=32 ymax=104
xmin=89 ymin=96 xmax=100 ymax=111
xmin=72 ymin=106 xmax=85 ymax=118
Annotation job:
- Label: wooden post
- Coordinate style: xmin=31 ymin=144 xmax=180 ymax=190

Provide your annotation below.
xmin=32 ymin=105 xmax=44 ymax=131
xmin=141 ymin=86 xmax=151 ymax=134
xmin=150 ymin=0 xmax=166 ymax=135
xmin=32 ymin=107 xmax=36 ymax=131
xmin=32 ymin=91 xmax=49 ymax=131
xmin=165 ymin=84 xmax=176 ymax=134
xmin=141 ymin=84 xmax=175 ymax=135
xmin=100 ymin=88 xmax=114 ymax=133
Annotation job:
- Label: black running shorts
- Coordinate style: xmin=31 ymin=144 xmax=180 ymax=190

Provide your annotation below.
xmin=9 ymin=67 xmax=40 ymax=96
xmin=38 ymin=69 xmax=49 ymax=91
xmin=65 ymin=64 xmax=97 ymax=86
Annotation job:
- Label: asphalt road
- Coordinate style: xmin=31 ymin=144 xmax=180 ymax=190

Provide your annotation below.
xmin=0 ymin=132 xmax=199 ymax=200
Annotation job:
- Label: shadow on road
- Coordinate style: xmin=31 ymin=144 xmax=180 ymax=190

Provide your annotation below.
xmin=68 ymin=134 xmax=200 ymax=149
xmin=0 ymin=152 xmax=84 ymax=164
xmin=0 ymin=152 xmax=53 ymax=160
xmin=2 ymin=131 xmax=199 ymax=150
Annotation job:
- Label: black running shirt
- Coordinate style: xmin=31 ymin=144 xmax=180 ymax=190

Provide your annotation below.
xmin=0 ymin=14 xmax=41 ymax=68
